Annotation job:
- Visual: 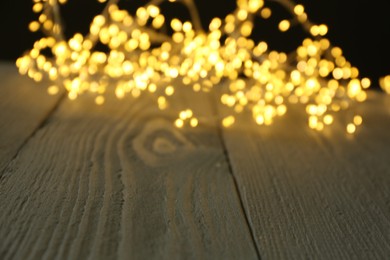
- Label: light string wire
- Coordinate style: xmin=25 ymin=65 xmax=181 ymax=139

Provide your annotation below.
xmin=17 ymin=0 xmax=373 ymax=133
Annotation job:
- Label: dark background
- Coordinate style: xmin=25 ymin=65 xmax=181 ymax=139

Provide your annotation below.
xmin=1 ymin=0 xmax=389 ymax=87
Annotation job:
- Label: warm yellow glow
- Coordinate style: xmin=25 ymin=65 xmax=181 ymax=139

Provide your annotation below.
xmin=175 ymin=118 xmax=184 ymax=128
xmin=278 ymin=20 xmax=290 ymax=32
xmin=190 ymin=118 xmax=199 ymax=127
xmin=380 ymin=75 xmax=390 ymax=94
xmin=47 ymin=85 xmax=59 ymax=95
xmin=260 ymin=8 xmax=271 ymax=19
xmin=33 ymin=3 xmax=43 ymax=13
xmin=165 ymin=85 xmax=175 ymax=96
xmin=95 ymin=96 xmax=105 ymax=105
xmin=222 ymin=116 xmax=235 ymax=127
xmin=361 ymin=77 xmax=371 ymax=89
xmin=29 ymin=21 xmax=40 ymax=32
xmin=347 ymin=123 xmax=356 ymax=134
xmin=294 ymin=5 xmax=304 ymax=16
xmin=323 ymin=114 xmax=334 ymax=125
xmin=319 ymin=25 xmax=328 ymax=36
xmin=353 ymin=115 xmax=363 ymax=126
xmin=16 ymin=0 xmax=373 ymax=133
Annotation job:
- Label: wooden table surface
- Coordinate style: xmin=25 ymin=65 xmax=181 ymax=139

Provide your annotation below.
xmin=1 ymin=62 xmax=390 ymax=259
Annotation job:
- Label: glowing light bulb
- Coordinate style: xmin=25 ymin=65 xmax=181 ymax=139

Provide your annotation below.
xmin=380 ymin=75 xmax=390 ymax=94
xmin=279 ymin=20 xmax=290 ymax=32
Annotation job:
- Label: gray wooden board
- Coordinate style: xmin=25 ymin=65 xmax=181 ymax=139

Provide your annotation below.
xmin=221 ymin=91 xmax=390 ymax=259
xmin=0 ymin=62 xmax=64 ymax=173
xmin=0 ymin=82 xmax=258 ymax=259
xmin=2 ymin=60 xmax=390 ymax=259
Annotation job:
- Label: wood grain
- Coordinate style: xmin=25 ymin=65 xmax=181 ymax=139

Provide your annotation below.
xmin=0 ymin=62 xmax=64 ymax=173
xmin=220 ymin=90 xmax=390 ymax=259
xmin=0 ymin=85 xmax=258 ymax=259
xmin=3 ymin=62 xmax=390 ymax=259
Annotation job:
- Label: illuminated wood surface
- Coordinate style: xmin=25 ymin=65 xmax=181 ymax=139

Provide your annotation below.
xmin=1 ymin=62 xmax=390 ymax=259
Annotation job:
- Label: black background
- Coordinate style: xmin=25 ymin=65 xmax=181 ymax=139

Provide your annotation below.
xmin=1 ymin=0 xmax=389 ymax=88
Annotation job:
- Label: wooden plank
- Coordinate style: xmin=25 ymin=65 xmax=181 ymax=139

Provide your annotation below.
xmin=0 ymin=62 xmax=64 ymax=172
xmin=220 ymin=90 xmax=390 ymax=259
xmin=0 ymin=87 xmax=258 ymax=259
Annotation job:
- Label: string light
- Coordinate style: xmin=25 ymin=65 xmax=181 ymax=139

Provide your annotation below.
xmin=17 ymin=0 xmax=373 ymax=133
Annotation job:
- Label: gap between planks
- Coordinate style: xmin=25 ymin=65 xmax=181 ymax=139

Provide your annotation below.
xmin=209 ymin=87 xmax=263 ymax=259
xmin=0 ymin=76 xmax=260 ymax=259
xmin=218 ymin=90 xmax=390 ymax=259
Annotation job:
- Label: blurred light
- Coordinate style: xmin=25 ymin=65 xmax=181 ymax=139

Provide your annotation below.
xmin=16 ymin=0 xmax=375 ymax=134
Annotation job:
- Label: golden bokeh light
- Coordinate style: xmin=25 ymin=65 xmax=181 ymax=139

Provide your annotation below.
xmin=17 ymin=0 xmax=374 ymax=133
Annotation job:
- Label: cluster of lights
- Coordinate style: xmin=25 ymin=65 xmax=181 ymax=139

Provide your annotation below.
xmin=17 ymin=0 xmax=373 ymax=134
